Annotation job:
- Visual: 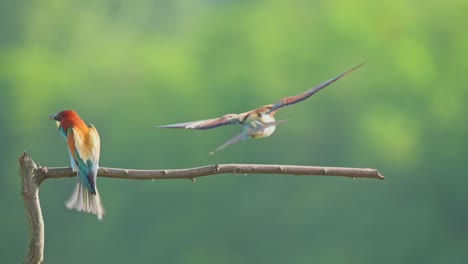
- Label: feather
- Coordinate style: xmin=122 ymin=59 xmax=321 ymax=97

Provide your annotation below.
xmin=267 ymin=62 xmax=365 ymax=114
xmin=52 ymin=110 xmax=105 ymax=220
xmin=65 ymin=181 xmax=105 ymax=220
xmin=209 ymin=132 xmax=246 ymax=155
xmin=157 ymin=114 xmax=240 ymax=130
xmin=72 ymin=124 xmax=100 ymax=194
xmin=208 ymin=120 xmax=288 ymax=154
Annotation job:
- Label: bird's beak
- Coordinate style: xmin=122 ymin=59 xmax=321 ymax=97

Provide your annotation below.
xmin=49 ymin=114 xmax=60 ymax=128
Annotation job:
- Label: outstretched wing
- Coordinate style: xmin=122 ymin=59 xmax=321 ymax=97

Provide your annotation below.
xmin=156 ymin=114 xmax=241 ymax=130
xmin=209 ymin=132 xmax=245 ymax=155
xmin=267 ymin=62 xmax=365 ymax=114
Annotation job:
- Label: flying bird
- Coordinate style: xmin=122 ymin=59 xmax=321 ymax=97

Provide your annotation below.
xmin=49 ymin=110 xmax=105 ymax=220
xmin=157 ymin=63 xmax=364 ymax=154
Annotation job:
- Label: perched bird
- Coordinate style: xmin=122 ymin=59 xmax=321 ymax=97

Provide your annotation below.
xmin=49 ymin=110 xmax=105 ymax=220
xmin=157 ymin=63 xmax=364 ymax=154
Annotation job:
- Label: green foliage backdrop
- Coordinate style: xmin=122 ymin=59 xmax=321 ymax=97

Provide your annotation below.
xmin=1 ymin=0 xmax=467 ymax=263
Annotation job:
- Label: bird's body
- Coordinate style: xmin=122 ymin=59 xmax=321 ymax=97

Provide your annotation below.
xmin=157 ymin=63 xmax=364 ymax=153
xmin=246 ymin=110 xmax=277 ymax=139
xmin=50 ymin=110 xmax=105 ymax=220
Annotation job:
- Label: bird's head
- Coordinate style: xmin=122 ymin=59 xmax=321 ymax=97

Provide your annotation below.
xmin=49 ymin=110 xmax=79 ymax=128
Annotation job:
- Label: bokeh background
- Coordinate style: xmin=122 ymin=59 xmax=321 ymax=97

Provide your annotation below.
xmin=1 ymin=0 xmax=468 ymax=263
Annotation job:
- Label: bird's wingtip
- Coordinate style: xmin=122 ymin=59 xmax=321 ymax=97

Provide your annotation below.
xmin=155 ymin=124 xmax=184 ymax=129
xmin=352 ymin=61 xmax=366 ymax=70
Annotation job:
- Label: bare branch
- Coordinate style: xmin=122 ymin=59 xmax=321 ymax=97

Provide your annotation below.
xmin=19 ymin=152 xmax=44 ymax=264
xmin=19 ymin=152 xmax=384 ymax=264
xmin=42 ymin=164 xmax=385 ymax=182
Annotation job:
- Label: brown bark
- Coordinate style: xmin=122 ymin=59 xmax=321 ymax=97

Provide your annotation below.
xmin=43 ymin=164 xmax=384 ymax=181
xmin=19 ymin=152 xmax=44 ymax=264
xmin=19 ymin=151 xmax=384 ymax=263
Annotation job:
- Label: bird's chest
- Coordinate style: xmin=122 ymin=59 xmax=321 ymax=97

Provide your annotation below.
xmin=247 ymin=114 xmax=276 ymax=138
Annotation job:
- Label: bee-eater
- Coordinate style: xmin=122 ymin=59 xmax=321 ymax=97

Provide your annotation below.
xmin=49 ymin=110 xmax=105 ymax=220
xmin=157 ymin=63 xmax=364 ymax=154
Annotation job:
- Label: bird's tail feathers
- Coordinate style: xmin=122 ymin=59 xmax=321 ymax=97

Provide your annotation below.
xmin=65 ymin=181 xmax=105 ymax=220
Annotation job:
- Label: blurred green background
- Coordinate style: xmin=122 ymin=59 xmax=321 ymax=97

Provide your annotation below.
xmin=1 ymin=0 xmax=468 ymax=263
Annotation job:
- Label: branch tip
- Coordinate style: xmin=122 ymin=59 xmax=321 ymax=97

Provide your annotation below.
xmin=19 ymin=151 xmax=31 ymax=165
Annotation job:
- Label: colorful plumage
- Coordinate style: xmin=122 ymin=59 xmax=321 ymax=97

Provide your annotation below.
xmin=49 ymin=110 xmax=105 ymax=220
xmin=156 ymin=63 xmax=364 ymax=154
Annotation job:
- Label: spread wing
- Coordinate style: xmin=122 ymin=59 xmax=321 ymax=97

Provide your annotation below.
xmin=209 ymin=132 xmax=246 ymax=155
xmin=156 ymin=114 xmax=241 ymax=130
xmin=267 ymin=62 xmax=365 ymax=114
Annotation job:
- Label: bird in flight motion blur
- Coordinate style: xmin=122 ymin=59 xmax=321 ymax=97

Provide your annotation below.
xmin=156 ymin=63 xmax=364 ymax=154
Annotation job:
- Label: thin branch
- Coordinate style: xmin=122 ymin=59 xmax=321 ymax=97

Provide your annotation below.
xmin=19 ymin=152 xmax=384 ymax=264
xmin=19 ymin=152 xmax=44 ymax=264
xmin=41 ymin=164 xmax=385 ymax=182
